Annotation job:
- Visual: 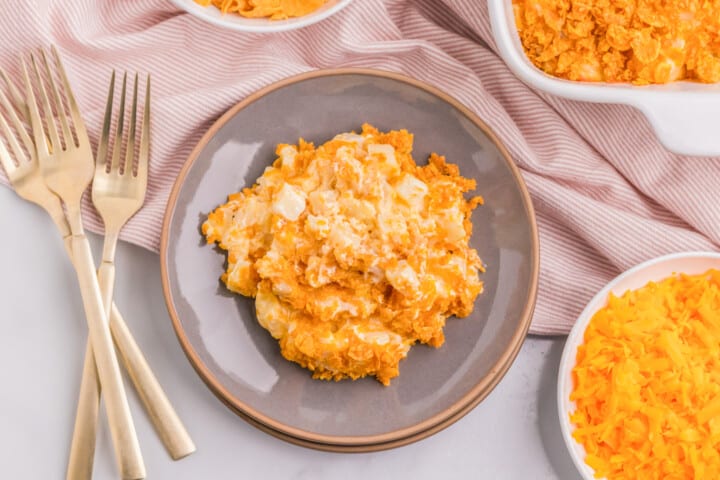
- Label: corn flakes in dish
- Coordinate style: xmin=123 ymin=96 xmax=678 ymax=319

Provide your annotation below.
xmin=513 ymin=0 xmax=720 ymax=84
xmin=202 ymin=124 xmax=485 ymax=385
xmin=194 ymin=0 xmax=326 ymax=20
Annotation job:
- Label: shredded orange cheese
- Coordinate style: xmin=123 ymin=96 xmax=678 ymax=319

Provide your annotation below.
xmin=194 ymin=0 xmax=326 ymax=20
xmin=513 ymin=0 xmax=720 ymax=84
xmin=571 ymin=269 xmax=720 ymax=479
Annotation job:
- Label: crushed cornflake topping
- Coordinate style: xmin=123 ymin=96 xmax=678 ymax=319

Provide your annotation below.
xmin=203 ymin=124 xmax=485 ymax=385
xmin=513 ymin=0 xmax=720 ymax=84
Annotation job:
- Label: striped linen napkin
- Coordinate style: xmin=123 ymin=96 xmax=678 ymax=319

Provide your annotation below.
xmin=1 ymin=0 xmax=718 ymax=334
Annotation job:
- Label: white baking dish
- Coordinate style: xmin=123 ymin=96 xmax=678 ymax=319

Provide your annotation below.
xmin=488 ymin=0 xmax=720 ymax=157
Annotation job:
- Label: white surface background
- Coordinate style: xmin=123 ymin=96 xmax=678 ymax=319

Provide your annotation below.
xmin=0 ymin=186 xmax=581 ymax=479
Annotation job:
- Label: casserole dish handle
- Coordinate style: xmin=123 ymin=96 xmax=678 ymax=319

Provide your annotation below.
xmin=633 ymin=96 xmax=720 ymax=157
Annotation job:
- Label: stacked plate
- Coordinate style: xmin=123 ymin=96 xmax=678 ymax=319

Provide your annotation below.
xmin=159 ymin=70 xmax=539 ymax=451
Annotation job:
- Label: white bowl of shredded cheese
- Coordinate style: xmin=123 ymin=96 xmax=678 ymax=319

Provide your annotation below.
xmin=558 ymin=252 xmax=720 ymax=479
xmin=488 ymin=0 xmax=720 ymax=157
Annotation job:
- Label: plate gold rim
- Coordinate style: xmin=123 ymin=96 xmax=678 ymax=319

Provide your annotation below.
xmin=159 ymin=67 xmax=540 ymax=448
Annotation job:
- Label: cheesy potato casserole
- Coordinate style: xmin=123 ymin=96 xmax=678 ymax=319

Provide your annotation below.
xmin=513 ymin=0 xmax=720 ymax=84
xmin=203 ymin=124 xmax=485 ymax=385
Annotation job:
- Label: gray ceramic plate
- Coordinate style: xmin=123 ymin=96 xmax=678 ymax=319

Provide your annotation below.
xmin=160 ymin=69 xmax=539 ymax=451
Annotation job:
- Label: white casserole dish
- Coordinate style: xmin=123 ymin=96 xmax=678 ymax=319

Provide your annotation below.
xmin=488 ymin=0 xmax=720 ymax=157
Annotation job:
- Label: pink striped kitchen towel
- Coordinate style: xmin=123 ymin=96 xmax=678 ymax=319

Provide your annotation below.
xmin=1 ymin=0 xmax=718 ymax=335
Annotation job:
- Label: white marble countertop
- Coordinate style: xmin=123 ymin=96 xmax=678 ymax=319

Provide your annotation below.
xmin=0 ymin=185 xmax=581 ymax=479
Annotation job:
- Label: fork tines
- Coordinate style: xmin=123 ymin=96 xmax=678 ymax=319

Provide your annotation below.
xmin=21 ymin=47 xmax=87 ymax=159
xmin=0 ymin=72 xmax=35 ymax=175
xmin=97 ymin=70 xmax=151 ymax=180
xmin=0 ymin=66 xmax=30 ymax=122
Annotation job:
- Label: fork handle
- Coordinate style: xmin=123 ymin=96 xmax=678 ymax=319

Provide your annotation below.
xmin=67 ymin=257 xmax=194 ymax=477
xmin=67 ymin=341 xmax=100 ymax=480
xmin=109 ymin=302 xmax=197 ymax=460
xmin=71 ymin=234 xmax=145 ymax=480
xmin=71 ymin=301 xmax=197 ymax=465
xmin=66 ymin=236 xmax=100 ymax=480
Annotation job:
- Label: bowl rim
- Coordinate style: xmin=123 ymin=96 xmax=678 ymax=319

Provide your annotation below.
xmin=557 ymin=251 xmax=720 ymax=479
xmin=170 ymin=0 xmax=354 ymax=33
xmin=159 ymin=67 xmax=540 ymax=449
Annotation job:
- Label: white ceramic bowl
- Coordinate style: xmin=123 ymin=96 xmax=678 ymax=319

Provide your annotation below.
xmin=172 ymin=0 xmax=353 ymax=33
xmin=488 ymin=0 xmax=720 ymax=157
xmin=557 ymin=251 xmax=720 ymax=479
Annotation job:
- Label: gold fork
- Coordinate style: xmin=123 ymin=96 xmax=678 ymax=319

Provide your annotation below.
xmin=22 ymin=48 xmax=145 ymax=479
xmin=1 ymin=58 xmax=195 ymax=477
xmin=67 ymin=71 xmax=195 ymax=480
xmin=1 ymin=69 xmax=117 ymax=480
